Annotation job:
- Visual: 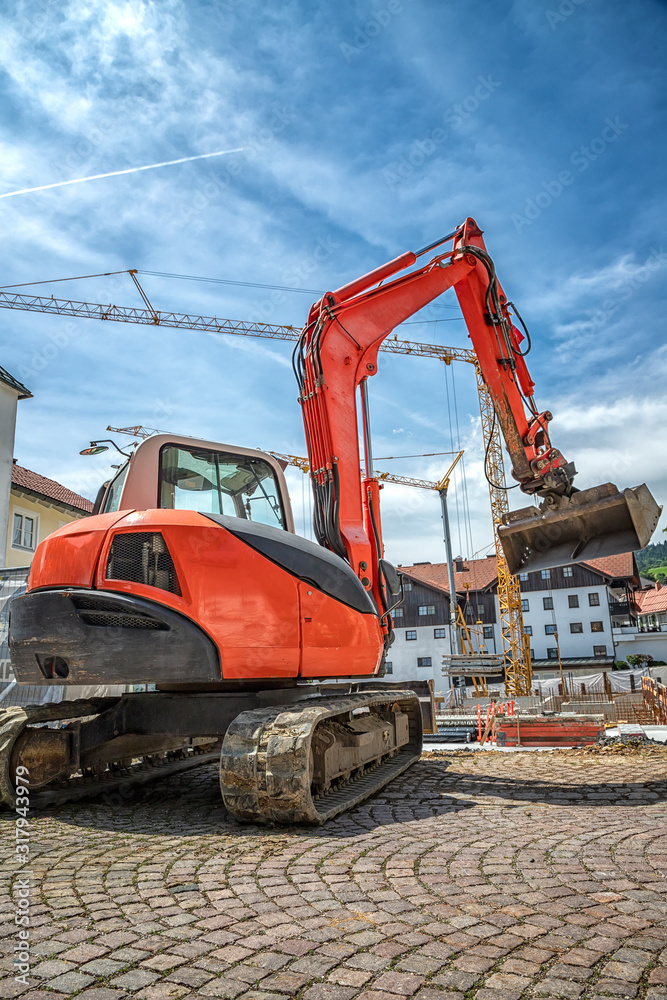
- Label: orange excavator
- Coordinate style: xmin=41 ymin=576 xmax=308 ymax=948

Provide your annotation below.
xmin=2 ymin=218 xmax=660 ymax=823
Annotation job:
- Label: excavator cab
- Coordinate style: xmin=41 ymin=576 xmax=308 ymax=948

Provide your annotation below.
xmin=499 ymin=482 xmax=662 ymax=575
xmin=94 ymin=434 xmax=295 ymax=530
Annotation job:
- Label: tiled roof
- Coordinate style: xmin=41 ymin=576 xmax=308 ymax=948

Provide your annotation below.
xmin=580 ymin=552 xmax=637 ymax=581
xmin=11 ymin=463 xmax=93 ymax=513
xmin=401 ymin=549 xmax=639 ymax=597
xmin=399 ymin=555 xmax=498 ymax=596
xmin=635 ymin=585 xmax=667 ymax=617
xmin=0 ymin=366 xmax=31 ymax=400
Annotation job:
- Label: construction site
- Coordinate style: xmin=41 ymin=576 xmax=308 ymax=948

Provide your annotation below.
xmin=2 ymin=2 xmax=667 ymax=998
xmin=0 ymin=206 xmax=666 ymax=995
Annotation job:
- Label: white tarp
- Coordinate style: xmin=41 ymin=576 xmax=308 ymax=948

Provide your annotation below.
xmin=531 ymin=669 xmax=648 ymax=696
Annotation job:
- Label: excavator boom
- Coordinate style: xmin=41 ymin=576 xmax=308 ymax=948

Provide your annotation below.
xmin=295 ymin=218 xmax=661 ymax=582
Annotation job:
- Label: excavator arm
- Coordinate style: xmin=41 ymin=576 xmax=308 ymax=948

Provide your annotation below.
xmin=294 ymin=217 xmax=661 ymax=613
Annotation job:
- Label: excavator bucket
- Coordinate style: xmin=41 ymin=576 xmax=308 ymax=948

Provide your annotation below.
xmin=498 ymin=482 xmax=662 ymax=576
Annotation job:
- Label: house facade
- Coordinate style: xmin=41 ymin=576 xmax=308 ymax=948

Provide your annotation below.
xmin=387 ymin=556 xmax=498 ymax=697
xmin=0 ymin=368 xmax=32 ymax=567
xmin=612 ymin=582 xmax=667 ymax=665
xmin=5 ymin=462 xmax=93 ymax=568
xmin=515 ymin=553 xmax=639 ymax=667
xmin=393 ymin=551 xmax=642 ymax=691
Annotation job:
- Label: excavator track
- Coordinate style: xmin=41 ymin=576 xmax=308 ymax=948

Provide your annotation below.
xmin=220 ymin=689 xmax=422 ymax=825
xmin=0 ymin=700 xmax=220 ymax=810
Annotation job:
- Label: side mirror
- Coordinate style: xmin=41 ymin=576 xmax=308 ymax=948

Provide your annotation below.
xmin=379 ymin=559 xmax=401 ymax=598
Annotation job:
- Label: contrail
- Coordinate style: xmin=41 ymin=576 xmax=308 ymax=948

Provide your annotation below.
xmin=0 ymin=148 xmax=246 ymax=200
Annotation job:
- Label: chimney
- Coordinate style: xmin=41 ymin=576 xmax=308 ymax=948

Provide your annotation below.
xmin=657 ymin=580 xmax=662 ymax=591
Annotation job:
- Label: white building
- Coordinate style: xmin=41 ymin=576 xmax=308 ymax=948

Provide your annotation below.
xmin=393 ymin=552 xmax=647 ymax=689
xmin=0 ymin=367 xmax=32 ymax=568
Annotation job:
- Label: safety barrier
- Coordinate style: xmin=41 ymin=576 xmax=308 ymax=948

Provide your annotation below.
xmin=642 ymin=676 xmax=667 ymax=725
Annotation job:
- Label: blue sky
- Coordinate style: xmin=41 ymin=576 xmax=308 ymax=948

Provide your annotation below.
xmin=1 ymin=0 xmax=665 ymax=564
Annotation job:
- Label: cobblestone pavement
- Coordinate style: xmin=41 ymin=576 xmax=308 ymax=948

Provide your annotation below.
xmin=2 ymin=745 xmax=667 ymax=1000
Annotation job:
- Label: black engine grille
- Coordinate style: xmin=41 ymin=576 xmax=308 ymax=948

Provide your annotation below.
xmin=105 ymin=532 xmax=181 ymax=595
xmin=70 ymin=594 xmax=169 ymax=629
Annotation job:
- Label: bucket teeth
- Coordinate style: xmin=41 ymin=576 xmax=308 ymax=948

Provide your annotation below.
xmin=498 ymin=482 xmax=662 ymax=575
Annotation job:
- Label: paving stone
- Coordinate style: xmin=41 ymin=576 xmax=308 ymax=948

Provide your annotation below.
xmin=31 ymin=960 xmax=75 ymax=979
xmin=76 ymin=991 xmax=128 ymax=1000
xmin=484 ymin=971 xmax=533 ymax=990
xmin=80 ymin=959 xmax=127 ymax=976
xmin=77 ymin=992 xmax=128 ymax=1000
xmin=413 ymin=991 xmax=463 ymax=1000
xmin=594 ymin=980 xmax=639 ymax=996
xmin=301 ymin=985 xmax=358 ymax=999
xmin=431 ymin=969 xmax=478 ymax=990
xmin=197 ymin=979 xmax=247 ymax=998
xmin=141 ymin=954 xmax=190 ymax=971
xmin=346 ymin=954 xmax=392 ymax=972
xmin=110 ymin=969 xmax=161 ymax=989
xmin=45 ymin=971 xmax=96 ymax=992
xmin=536 ymin=979 xmax=586 ymax=998
xmin=133 ymin=987 xmax=188 ymax=1000
xmin=3 ymin=751 xmax=667 ymax=1000
xmin=60 ymin=943 xmax=110 ymax=962
xmin=373 ymin=970 xmax=424 ymax=994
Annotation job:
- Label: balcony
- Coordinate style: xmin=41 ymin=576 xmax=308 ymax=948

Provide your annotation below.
xmin=612 ymin=623 xmax=667 ymax=637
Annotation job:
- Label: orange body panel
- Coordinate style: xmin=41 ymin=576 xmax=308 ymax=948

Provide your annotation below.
xmin=28 ymin=509 xmax=383 ymax=681
xmin=94 ymin=510 xmax=301 ymax=679
xmin=297 ymin=582 xmax=382 ymax=677
xmin=28 ymin=511 xmax=133 ymax=591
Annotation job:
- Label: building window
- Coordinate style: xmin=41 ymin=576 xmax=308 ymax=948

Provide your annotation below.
xmin=405 ymin=630 xmax=417 ymax=641
xmin=563 ymin=566 xmax=573 ymax=577
xmin=385 ymin=661 xmax=393 ymax=674
xmin=543 ymin=596 xmax=553 ymax=610
xmin=545 ymin=624 xmax=557 ymax=635
xmin=570 ymin=622 xmax=583 ymax=633
xmin=530 ymin=648 xmax=536 ymax=660
xmin=434 ymin=628 xmax=446 ymax=639
xmin=12 ymin=512 xmax=36 ymax=550
xmin=547 ymin=647 xmax=558 ymax=659
xmin=541 ymin=569 xmax=551 ymax=579
xmin=521 ymin=599 xmax=529 ymax=612
xmin=417 ymin=657 xmax=432 ymax=668
xmin=524 ymin=625 xmax=533 ymax=636
xmin=593 ymin=645 xmax=607 ymax=657
xmin=393 ymin=607 xmax=404 ymax=618
xmin=591 ymin=621 xmax=604 ymax=632
xmin=483 ymin=625 xmax=494 ymax=639
xmin=476 ymin=604 xmax=485 ymax=617
xmin=519 ymin=572 xmax=529 ymax=581
xmin=588 ymin=592 xmax=600 ymax=606
xmin=418 ymin=605 xmax=435 ymax=616
xmin=402 ymin=580 xmax=412 ymax=591
xmin=568 ymin=594 xmax=579 ymax=608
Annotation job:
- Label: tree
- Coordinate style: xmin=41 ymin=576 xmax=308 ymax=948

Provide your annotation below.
xmin=626 ymin=653 xmax=654 ymax=668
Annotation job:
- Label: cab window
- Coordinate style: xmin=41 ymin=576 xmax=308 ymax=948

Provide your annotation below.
xmin=100 ymin=462 xmax=129 ymax=514
xmin=159 ymin=445 xmax=285 ymax=529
